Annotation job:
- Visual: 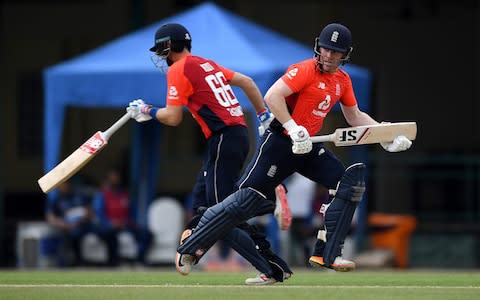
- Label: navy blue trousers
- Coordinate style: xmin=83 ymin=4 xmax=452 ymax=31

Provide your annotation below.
xmin=191 ymin=125 xmax=249 ymax=211
xmin=237 ymin=129 xmax=345 ymax=200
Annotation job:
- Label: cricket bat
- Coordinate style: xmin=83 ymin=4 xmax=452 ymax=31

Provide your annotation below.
xmin=311 ymin=122 xmax=417 ymax=146
xmin=38 ymin=111 xmax=132 ymax=193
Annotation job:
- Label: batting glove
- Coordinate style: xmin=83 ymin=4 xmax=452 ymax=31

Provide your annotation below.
xmin=283 ymin=119 xmax=312 ymax=154
xmin=381 ymin=135 xmax=412 ymax=152
xmin=127 ymin=99 xmax=152 ymax=122
xmin=257 ymin=109 xmax=274 ymax=136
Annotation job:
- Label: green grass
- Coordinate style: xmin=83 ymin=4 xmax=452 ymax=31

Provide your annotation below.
xmin=1 ymin=268 xmax=480 ymax=300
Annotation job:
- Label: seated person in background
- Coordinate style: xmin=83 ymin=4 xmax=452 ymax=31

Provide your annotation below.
xmin=46 ymin=180 xmax=115 ymax=266
xmin=92 ymin=168 xmax=153 ymax=265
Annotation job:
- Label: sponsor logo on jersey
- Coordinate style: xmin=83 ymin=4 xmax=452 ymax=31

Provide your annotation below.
xmin=200 ymin=62 xmax=214 ymax=72
xmin=227 ymin=106 xmax=244 ymax=117
xmin=312 ymin=110 xmax=327 ymax=117
xmin=318 ymin=82 xmax=326 ymax=89
xmin=312 ymin=95 xmax=330 ymax=117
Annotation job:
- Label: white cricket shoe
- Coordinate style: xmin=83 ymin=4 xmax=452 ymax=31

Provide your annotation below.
xmin=274 ymin=184 xmax=292 ymax=230
xmin=175 ymin=252 xmax=195 ymax=275
xmin=309 ymin=255 xmax=355 ymax=272
xmin=245 ymin=272 xmax=292 ymax=286
xmin=175 ymin=229 xmax=194 ymax=275
xmin=245 ymin=273 xmax=277 ymax=285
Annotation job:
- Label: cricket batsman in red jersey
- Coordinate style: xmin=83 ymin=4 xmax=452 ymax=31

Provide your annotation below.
xmin=176 ymin=23 xmax=413 ymax=276
xmin=126 ymin=23 xmax=292 ymax=285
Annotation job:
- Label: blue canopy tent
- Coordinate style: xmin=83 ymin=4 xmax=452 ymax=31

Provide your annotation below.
xmin=43 ymin=2 xmax=372 ymax=245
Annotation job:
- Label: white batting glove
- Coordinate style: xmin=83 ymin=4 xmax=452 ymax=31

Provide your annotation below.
xmin=257 ymin=110 xmax=274 ymax=136
xmin=381 ymin=135 xmax=412 ymax=152
xmin=126 ymin=99 xmax=152 ymax=122
xmin=283 ymin=119 xmax=312 ymax=154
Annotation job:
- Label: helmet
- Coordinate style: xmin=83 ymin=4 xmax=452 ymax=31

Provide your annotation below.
xmin=149 ymin=23 xmax=192 ymax=55
xmin=314 ymin=23 xmax=353 ymax=64
xmin=316 ymin=23 xmax=352 ymax=53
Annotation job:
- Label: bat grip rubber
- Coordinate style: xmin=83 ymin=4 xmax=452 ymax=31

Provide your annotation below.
xmin=311 ymin=133 xmax=335 ymax=143
xmin=102 ymin=112 xmax=132 ymax=140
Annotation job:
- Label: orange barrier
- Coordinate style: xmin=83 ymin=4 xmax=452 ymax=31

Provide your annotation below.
xmin=368 ymin=213 xmax=417 ymax=268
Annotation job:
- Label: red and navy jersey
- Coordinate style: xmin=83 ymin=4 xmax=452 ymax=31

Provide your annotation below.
xmin=166 ymin=55 xmax=246 ymax=139
xmin=272 ymin=58 xmax=357 ymax=136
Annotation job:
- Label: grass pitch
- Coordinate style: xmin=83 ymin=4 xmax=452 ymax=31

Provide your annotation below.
xmin=1 ymin=268 xmax=479 ymax=300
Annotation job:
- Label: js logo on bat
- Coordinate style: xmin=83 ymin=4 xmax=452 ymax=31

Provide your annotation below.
xmin=80 ymin=132 xmax=106 ymax=154
xmin=339 ymin=129 xmax=358 ymax=142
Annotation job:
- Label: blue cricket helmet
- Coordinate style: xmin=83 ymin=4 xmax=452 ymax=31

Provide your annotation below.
xmin=314 ymin=23 xmax=353 ymax=65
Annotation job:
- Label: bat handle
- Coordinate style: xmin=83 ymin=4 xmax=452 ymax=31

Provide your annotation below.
xmin=311 ymin=133 xmax=335 ymax=143
xmin=102 ymin=111 xmax=132 ymax=140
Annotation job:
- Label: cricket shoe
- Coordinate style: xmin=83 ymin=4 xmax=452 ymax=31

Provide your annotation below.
xmin=244 ymin=272 xmax=292 ymax=286
xmin=274 ymin=184 xmax=292 ymax=230
xmin=309 ymin=256 xmax=355 ymax=272
xmin=179 ymin=229 xmax=192 ymax=245
xmin=175 ymin=252 xmax=196 ymax=275
xmin=176 ymin=229 xmax=195 ymax=275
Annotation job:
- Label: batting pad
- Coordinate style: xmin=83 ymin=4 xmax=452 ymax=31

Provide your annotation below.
xmin=322 ymin=163 xmax=366 ymax=265
xmin=177 ymin=188 xmax=265 ymax=260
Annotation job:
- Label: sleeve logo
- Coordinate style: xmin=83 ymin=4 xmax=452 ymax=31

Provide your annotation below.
xmin=169 ymin=86 xmax=179 ymax=98
xmin=286 ymin=67 xmax=298 ymax=79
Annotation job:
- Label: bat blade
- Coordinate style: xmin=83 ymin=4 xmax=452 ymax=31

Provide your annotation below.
xmin=311 ymin=122 xmax=417 ymax=146
xmin=38 ymin=131 xmax=107 ymax=193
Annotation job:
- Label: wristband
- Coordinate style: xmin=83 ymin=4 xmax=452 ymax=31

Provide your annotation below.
xmin=149 ymin=107 xmax=159 ymax=119
xmin=257 ymin=110 xmax=271 ymax=122
xmin=257 ymin=108 xmax=268 ymax=116
xmin=282 ymin=119 xmax=298 ymax=132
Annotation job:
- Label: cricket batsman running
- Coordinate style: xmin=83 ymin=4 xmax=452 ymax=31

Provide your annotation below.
xmin=175 ymin=23 xmax=413 ymax=276
xmin=127 ymin=23 xmax=292 ymax=285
